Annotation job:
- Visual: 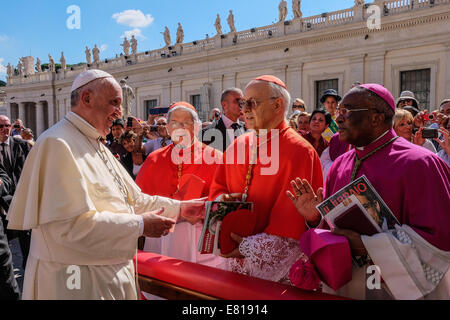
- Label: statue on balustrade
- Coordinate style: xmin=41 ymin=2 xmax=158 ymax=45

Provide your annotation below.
xmin=120 ymin=79 xmax=135 ymax=120
xmin=121 ymin=37 xmax=131 ymax=56
xmin=36 ymin=58 xmax=42 ymax=73
xmin=355 ymin=0 xmax=365 ymax=6
xmin=60 ymin=52 xmax=66 ymax=70
xmin=17 ymin=60 xmax=23 ymax=77
xmin=92 ymin=44 xmax=100 ymax=64
xmin=85 ymin=46 xmax=92 ymax=64
xmin=227 ymin=10 xmax=236 ymax=33
xmin=292 ymin=0 xmax=303 ymax=19
xmin=6 ymin=63 xmax=13 ymax=78
xmin=279 ymin=0 xmax=288 ymax=22
xmin=48 ymin=55 xmax=55 ymax=72
xmin=161 ymin=27 xmax=171 ymax=47
xmin=176 ymin=22 xmax=184 ymax=44
xmin=131 ymin=35 xmax=138 ymax=55
xmin=215 ymin=14 xmax=223 ymax=35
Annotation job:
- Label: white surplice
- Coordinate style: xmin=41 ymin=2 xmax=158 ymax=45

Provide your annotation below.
xmin=7 ymin=112 xmax=181 ymax=300
xmin=324 ymin=225 xmax=450 ymax=300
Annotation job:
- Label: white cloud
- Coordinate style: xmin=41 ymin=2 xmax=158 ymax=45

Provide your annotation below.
xmin=100 ymin=44 xmax=108 ymax=52
xmin=0 ymin=35 xmax=8 ymax=42
xmin=0 ymin=58 xmax=6 ymax=75
xmin=112 ymin=10 xmax=154 ymax=28
xmin=122 ymin=28 xmax=146 ymax=40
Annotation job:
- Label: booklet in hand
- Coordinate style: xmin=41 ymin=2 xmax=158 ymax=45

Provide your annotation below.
xmin=172 ymin=174 xmax=206 ymax=201
xmin=316 ymin=175 xmax=399 ymax=235
xmin=198 ymin=201 xmax=255 ymax=255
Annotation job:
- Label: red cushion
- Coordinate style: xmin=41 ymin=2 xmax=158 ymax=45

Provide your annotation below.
xmin=134 ymin=251 xmax=347 ymax=300
xmin=219 ymin=209 xmax=257 ymax=255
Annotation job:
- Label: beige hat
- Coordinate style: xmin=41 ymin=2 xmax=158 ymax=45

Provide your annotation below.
xmin=71 ymin=69 xmax=113 ymax=93
xmin=396 ymin=91 xmax=419 ymax=108
xmin=439 ymin=98 xmax=450 ymax=108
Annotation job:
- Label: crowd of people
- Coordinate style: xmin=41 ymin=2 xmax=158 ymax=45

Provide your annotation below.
xmin=288 ymin=89 xmax=450 ymax=178
xmin=0 ymin=69 xmax=449 ymax=300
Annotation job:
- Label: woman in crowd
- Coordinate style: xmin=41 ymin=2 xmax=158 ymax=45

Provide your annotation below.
xmin=435 ymin=117 xmax=450 ymax=166
xmin=394 ymin=109 xmax=436 ymax=153
xmin=20 ymin=128 xmax=35 ymax=148
xmin=296 ymin=112 xmax=311 ymax=134
xmin=300 ymin=108 xmax=331 ymax=157
xmin=119 ymin=130 xmax=147 ymax=180
xmin=288 ymin=112 xmax=300 ymax=130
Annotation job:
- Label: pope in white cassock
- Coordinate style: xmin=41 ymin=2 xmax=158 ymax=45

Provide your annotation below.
xmin=6 ymin=70 xmax=205 ymax=300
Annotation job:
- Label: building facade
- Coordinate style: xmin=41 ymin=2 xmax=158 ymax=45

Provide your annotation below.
xmin=0 ymin=91 xmax=6 ymax=116
xmin=4 ymin=0 xmax=450 ymax=137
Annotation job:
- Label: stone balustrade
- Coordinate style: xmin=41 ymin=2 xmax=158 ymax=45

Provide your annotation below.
xmin=383 ymin=0 xmax=441 ymax=13
xmin=302 ymin=7 xmax=355 ymax=30
xmin=182 ymin=39 xmax=216 ymax=53
xmin=236 ymin=25 xmax=279 ymax=43
xmin=6 ymin=0 xmax=450 ymax=85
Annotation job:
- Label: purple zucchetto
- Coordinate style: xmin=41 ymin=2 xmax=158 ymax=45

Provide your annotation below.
xmin=359 ymin=83 xmax=396 ymax=111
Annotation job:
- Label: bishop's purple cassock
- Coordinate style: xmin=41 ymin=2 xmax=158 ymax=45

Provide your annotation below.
xmin=325 ymin=129 xmax=450 ymax=251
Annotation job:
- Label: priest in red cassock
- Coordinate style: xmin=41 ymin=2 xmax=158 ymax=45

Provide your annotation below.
xmin=136 ymin=102 xmax=225 ymax=269
xmin=209 ymin=75 xmax=323 ymax=284
xmin=288 ymin=84 xmax=450 ymax=300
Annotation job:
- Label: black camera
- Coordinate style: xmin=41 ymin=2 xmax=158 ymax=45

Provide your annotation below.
xmin=422 ymin=128 xmax=438 ymax=139
xmin=14 ymin=125 xmax=21 ymax=129
xmin=150 ymin=126 xmax=159 ymax=132
xmin=215 ymin=112 xmax=220 ymax=119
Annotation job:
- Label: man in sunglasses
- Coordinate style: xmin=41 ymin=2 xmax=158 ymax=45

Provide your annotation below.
xmin=0 ymin=164 xmax=20 ymax=300
xmin=209 ymin=75 xmax=323 ymax=283
xmin=201 ymin=88 xmax=245 ymax=152
xmin=10 ymin=119 xmax=24 ymax=137
xmin=143 ymin=116 xmax=172 ymax=155
xmin=288 ymin=84 xmax=450 ymax=300
xmin=292 ymin=98 xmax=306 ymax=114
xmin=0 ymin=115 xmax=31 ymax=273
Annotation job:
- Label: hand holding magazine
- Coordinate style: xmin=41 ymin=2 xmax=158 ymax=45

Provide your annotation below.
xmin=316 ymin=176 xmax=399 ymax=235
xmin=198 ymin=201 xmax=255 ymax=255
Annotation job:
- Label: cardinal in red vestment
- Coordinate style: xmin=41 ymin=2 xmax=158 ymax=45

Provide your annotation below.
xmin=136 ymin=102 xmax=224 ymax=270
xmin=209 ymin=76 xmax=323 ymax=283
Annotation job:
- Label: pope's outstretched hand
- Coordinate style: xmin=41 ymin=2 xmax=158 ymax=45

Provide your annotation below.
xmin=141 ymin=208 xmax=176 ymax=238
xmin=286 ymin=178 xmax=324 ymax=227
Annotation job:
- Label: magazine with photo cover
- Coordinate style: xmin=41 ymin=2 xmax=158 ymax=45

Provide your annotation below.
xmin=198 ymin=201 xmax=254 ymax=255
xmin=323 ymin=194 xmax=381 ymax=236
xmin=316 ymin=175 xmax=399 ymax=234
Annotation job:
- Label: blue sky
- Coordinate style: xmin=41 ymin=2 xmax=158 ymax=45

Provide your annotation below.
xmin=0 ymin=0 xmax=355 ymax=81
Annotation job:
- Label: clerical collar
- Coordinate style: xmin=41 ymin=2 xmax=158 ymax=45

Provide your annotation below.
xmin=355 ymin=129 xmax=397 ymax=159
xmin=356 ymin=130 xmax=391 ymax=151
xmin=66 ymin=112 xmax=102 ymax=140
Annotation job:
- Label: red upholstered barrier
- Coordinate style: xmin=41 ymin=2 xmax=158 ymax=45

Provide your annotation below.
xmin=134 ymin=251 xmax=347 ymax=300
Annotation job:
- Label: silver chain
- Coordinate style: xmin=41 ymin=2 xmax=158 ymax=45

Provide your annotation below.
xmin=64 ymin=117 xmax=134 ymax=214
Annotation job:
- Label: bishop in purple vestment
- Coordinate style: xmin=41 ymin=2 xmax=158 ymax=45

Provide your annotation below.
xmin=288 ymin=84 xmax=450 ymax=300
